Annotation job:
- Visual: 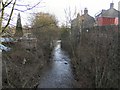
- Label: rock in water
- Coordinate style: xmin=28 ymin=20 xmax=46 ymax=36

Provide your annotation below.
xmin=64 ymin=62 xmax=68 ymax=64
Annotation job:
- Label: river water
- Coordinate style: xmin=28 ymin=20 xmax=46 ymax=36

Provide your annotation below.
xmin=37 ymin=40 xmax=76 ymax=88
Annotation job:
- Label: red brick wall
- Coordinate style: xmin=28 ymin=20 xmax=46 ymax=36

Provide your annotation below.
xmin=97 ymin=17 xmax=118 ymax=26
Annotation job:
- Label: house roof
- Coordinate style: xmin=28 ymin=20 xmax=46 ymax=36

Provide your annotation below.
xmin=101 ymin=8 xmax=119 ymax=17
xmin=81 ymin=14 xmax=94 ymax=21
xmin=81 ymin=14 xmax=95 ymax=28
xmin=96 ymin=3 xmax=120 ymax=18
xmin=0 ymin=37 xmax=14 ymax=42
xmin=71 ymin=8 xmax=95 ymax=28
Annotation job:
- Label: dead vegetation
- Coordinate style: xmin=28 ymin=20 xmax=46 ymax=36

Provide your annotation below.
xmin=2 ymin=12 xmax=60 ymax=88
xmin=2 ymin=41 xmax=47 ymax=88
xmin=61 ymin=25 xmax=120 ymax=88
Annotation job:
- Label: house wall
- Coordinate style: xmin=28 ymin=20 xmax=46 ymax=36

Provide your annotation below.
xmin=20 ymin=38 xmax=37 ymax=50
xmin=118 ymin=1 xmax=120 ymax=11
xmin=119 ymin=1 xmax=120 ymax=25
xmin=97 ymin=17 xmax=118 ymax=26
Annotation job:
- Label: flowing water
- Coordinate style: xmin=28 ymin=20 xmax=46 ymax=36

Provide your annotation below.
xmin=37 ymin=40 xmax=76 ymax=88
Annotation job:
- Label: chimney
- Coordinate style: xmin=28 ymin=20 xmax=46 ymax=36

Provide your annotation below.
xmin=84 ymin=8 xmax=88 ymax=15
xmin=77 ymin=13 xmax=80 ymax=18
xmin=110 ymin=2 xmax=114 ymax=9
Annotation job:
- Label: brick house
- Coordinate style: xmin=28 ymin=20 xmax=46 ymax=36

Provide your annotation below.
xmin=96 ymin=3 xmax=120 ymax=26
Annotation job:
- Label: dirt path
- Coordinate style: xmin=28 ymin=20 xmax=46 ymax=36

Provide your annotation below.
xmin=37 ymin=41 xmax=76 ymax=88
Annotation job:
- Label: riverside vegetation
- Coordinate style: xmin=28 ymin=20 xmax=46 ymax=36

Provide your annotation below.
xmin=61 ymin=25 xmax=120 ymax=88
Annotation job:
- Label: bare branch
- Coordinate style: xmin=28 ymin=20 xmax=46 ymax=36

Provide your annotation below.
xmin=14 ymin=1 xmax=42 ymax=12
xmin=4 ymin=0 xmax=13 ymax=7
xmin=13 ymin=3 xmax=30 ymax=7
xmin=2 ymin=0 xmax=17 ymax=32
xmin=0 ymin=0 xmax=13 ymax=12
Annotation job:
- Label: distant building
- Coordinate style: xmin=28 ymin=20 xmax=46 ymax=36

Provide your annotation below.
xmin=118 ymin=1 xmax=120 ymax=25
xmin=71 ymin=13 xmax=81 ymax=45
xmin=96 ymin=2 xmax=120 ymax=26
xmin=71 ymin=8 xmax=95 ymax=31
xmin=79 ymin=8 xmax=95 ymax=29
xmin=71 ymin=8 xmax=95 ymax=45
xmin=118 ymin=1 xmax=120 ymax=11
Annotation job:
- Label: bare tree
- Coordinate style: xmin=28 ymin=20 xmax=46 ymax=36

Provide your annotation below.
xmin=0 ymin=0 xmax=43 ymax=88
xmin=0 ymin=0 xmax=42 ymax=35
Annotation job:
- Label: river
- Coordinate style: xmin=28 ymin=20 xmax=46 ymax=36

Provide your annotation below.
xmin=37 ymin=40 xmax=76 ymax=88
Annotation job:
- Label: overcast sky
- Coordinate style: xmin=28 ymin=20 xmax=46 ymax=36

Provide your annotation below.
xmin=10 ymin=0 xmax=120 ymax=26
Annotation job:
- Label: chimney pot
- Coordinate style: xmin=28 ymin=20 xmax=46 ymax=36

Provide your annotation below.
xmin=110 ymin=3 xmax=114 ymax=9
xmin=84 ymin=8 xmax=88 ymax=15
